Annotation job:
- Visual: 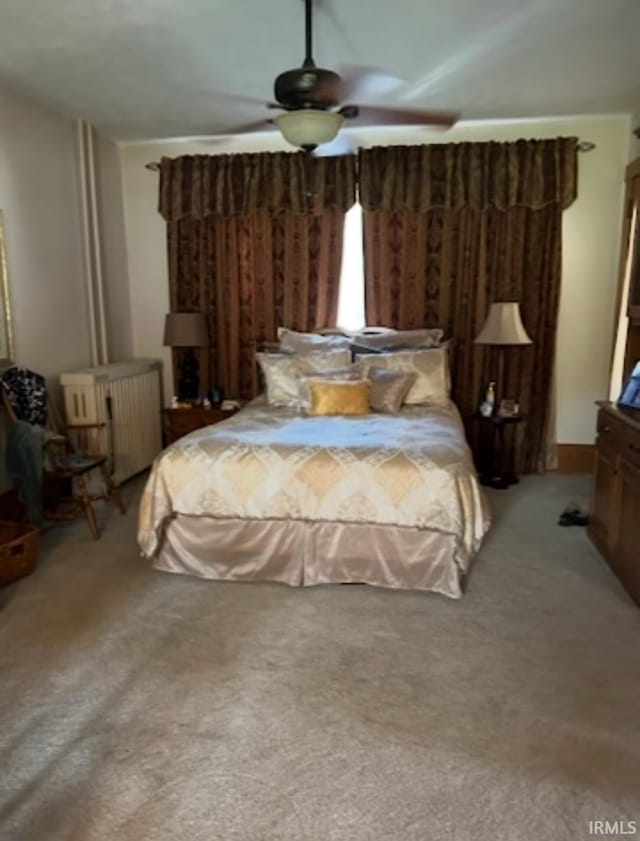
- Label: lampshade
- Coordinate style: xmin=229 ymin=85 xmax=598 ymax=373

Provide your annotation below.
xmin=163 ymin=313 xmax=210 ymax=347
xmin=274 ymin=109 xmax=343 ymax=150
xmin=474 ymin=302 xmax=532 ymax=346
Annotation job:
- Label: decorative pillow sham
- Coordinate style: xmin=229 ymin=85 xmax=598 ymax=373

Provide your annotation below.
xmin=277 ymin=327 xmax=351 ymax=353
xmin=367 ymin=367 xmax=417 ymax=413
xmin=353 ymin=328 xmax=444 ymax=350
xmin=256 ymin=349 xmax=351 ymax=407
xmin=356 ymin=347 xmax=450 ymax=405
xmin=307 ymin=379 xmax=371 ymax=417
xmin=298 ymin=364 xmax=363 ymax=409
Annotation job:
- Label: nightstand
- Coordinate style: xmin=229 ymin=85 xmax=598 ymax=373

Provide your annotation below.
xmin=163 ymin=406 xmax=239 ymax=446
xmin=472 ymin=413 xmax=524 ymax=489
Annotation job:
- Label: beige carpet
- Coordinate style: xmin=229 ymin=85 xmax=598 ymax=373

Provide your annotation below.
xmin=1 ymin=474 xmax=639 ymax=841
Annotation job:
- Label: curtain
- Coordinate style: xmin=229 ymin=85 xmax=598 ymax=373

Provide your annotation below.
xmin=161 ymin=152 xmax=356 ymax=400
xmin=159 ymin=151 xmax=356 ymax=220
xmin=360 ymin=139 xmax=578 ymax=474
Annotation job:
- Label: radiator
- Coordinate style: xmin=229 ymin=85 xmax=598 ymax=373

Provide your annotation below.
xmin=60 ymin=360 xmax=163 ymax=484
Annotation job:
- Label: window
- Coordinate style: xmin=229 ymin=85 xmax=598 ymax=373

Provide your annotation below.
xmin=336 ymin=203 xmax=365 ymax=331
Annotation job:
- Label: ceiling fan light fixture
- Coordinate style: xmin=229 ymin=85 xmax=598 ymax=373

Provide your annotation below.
xmin=274 ymin=109 xmax=343 ymax=150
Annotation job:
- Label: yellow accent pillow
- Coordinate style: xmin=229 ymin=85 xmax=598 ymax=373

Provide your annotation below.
xmin=308 ymin=379 xmax=371 ymax=416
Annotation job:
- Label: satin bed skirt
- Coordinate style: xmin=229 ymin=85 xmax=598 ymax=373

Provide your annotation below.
xmin=152 ymin=515 xmax=470 ymax=598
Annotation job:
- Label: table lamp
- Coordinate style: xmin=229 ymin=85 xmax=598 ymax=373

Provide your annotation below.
xmin=474 ymin=302 xmax=532 ymax=412
xmin=163 ymin=312 xmax=210 ymax=400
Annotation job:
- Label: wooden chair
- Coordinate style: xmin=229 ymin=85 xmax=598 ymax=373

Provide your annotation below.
xmin=1 ymin=367 xmax=125 ymax=539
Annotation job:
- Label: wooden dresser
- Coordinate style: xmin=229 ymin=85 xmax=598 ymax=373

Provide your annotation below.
xmin=589 ymin=401 xmax=640 ymax=605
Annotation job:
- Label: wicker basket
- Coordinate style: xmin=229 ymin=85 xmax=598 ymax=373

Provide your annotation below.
xmin=0 ymin=521 xmax=40 ymax=586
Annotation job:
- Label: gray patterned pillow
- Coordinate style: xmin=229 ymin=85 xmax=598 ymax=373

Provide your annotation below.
xmin=256 ymin=349 xmax=351 ymax=407
xmin=367 ymin=368 xmax=417 ymax=413
xmin=277 ymin=327 xmax=351 ymax=353
xmin=356 ymin=348 xmax=450 ymax=405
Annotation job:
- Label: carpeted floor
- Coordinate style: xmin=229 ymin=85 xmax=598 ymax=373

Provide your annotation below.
xmin=0 ymin=474 xmax=639 ymax=841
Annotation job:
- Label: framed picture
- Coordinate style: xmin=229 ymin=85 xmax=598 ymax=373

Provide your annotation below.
xmin=498 ymin=398 xmax=518 ymax=418
xmin=618 ymin=362 xmax=640 ymax=410
xmin=0 ymin=211 xmax=15 ymax=368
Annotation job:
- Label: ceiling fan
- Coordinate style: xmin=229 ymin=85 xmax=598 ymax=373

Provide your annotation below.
xmin=216 ymin=0 xmax=459 ymax=153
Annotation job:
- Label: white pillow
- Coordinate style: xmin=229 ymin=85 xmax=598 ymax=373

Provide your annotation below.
xmin=356 ymin=348 xmax=450 ymax=405
xmin=277 ymin=327 xmax=351 ymax=353
xmin=257 ymin=349 xmax=352 ymax=407
xmin=352 ymin=328 xmax=444 ymax=350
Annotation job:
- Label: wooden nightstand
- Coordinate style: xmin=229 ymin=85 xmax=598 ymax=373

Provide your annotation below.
xmin=472 ymin=413 xmax=524 ymax=489
xmin=163 ymin=406 xmax=239 ymax=446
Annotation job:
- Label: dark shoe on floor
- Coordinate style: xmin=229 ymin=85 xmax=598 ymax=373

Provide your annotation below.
xmin=558 ymin=506 xmax=589 ymax=527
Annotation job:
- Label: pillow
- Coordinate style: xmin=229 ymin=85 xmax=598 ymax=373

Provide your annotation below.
xmin=307 ymin=379 xmax=371 ymax=416
xmin=354 ymin=326 xmax=396 ymax=336
xmin=353 ymin=328 xmax=444 ymax=350
xmin=298 ymin=364 xmax=363 ymax=409
xmin=348 ymin=342 xmax=383 ymax=357
xmin=256 ymin=349 xmax=351 ymax=407
xmin=356 ymin=348 xmax=450 ymax=405
xmin=278 ymin=327 xmax=351 ymax=353
xmin=367 ymin=367 xmax=417 ymax=413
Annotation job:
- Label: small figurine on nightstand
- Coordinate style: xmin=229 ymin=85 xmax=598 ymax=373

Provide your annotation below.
xmin=479 ymin=381 xmax=496 ymax=417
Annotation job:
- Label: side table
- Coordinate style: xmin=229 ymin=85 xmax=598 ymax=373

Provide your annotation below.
xmin=163 ymin=406 xmax=239 ymax=446
xmin=472 ymin=413 xmax=524 ymax=489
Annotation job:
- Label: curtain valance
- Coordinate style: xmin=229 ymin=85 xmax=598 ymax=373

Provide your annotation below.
xmin=158 ymin=151 xmax=356 ymax=221
xmin=358 ymin=138 xmax=578 ymax=212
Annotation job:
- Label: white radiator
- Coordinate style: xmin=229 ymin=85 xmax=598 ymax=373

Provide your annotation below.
xmin=60 ymin=360 xmax=163 ymax=484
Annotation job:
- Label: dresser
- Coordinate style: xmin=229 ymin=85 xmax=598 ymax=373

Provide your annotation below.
xmin=163 ymin=406 xmax=239 ymax=446
xmin=589 ymin=401 xmax=640 ymax=605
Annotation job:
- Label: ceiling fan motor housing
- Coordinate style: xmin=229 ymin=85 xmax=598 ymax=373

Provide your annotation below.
xmin=274 ymin=66 xmax=342 ymax=109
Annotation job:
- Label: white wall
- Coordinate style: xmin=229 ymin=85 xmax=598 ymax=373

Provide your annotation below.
xmin=93 ymin=131 xmax=134 ymax=361
xmin=119 ymin=114 xmax=630 ymax=444
xmin=0 ymin=83 xmax=94 ymax=490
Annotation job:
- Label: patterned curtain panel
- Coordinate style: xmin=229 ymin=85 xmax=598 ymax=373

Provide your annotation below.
xmin=159 ymin=151 xmax=356 ymax=220
xmin=360 ymin=139 xmax=578 ymax=474
xmin=163 ymin=152 xmax=355 ymax=400
xmin=168 ymin=210 xmax=346 ymax=400
xmin=358 ymin=139 xmax=577 ymax=213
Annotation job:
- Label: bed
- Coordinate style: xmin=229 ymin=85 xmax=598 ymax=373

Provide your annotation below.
xmin=138 ymin=394 xmax=490 ymax=599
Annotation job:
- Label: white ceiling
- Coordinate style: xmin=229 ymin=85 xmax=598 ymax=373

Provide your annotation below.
xmin=0 ymin=0 xmax=638 ymax=142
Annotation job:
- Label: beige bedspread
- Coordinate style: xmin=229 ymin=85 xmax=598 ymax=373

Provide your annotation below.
xmin=138 ymin=399 xmax=490 ymax=576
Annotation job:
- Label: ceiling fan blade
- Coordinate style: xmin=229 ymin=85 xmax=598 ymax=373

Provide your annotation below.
xmin=206 ymin=89 xmax=272 ymax=109
xmin=336 ymin=65 xmax=406 ymax=103
xmin=341 ymin=105 xmax=459 ymax=129
xmin=214 ymin=118 xmax=275 ymax=135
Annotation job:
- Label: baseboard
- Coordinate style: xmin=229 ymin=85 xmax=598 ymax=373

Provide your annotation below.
xmin=555 ymin=444 xmax=595 ymax=473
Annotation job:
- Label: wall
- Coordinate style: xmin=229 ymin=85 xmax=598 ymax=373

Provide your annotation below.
xmin=119 ymin=115 xmax=630 ymax=444
xmin=0 ymin=83 xmax=94 ymax=490
xmin=93 ymin=131 xmax=134 ymax=361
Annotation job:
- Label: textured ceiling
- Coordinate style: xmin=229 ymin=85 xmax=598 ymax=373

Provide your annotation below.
xmin=0 ymin=0 xmax=638 ymax=141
